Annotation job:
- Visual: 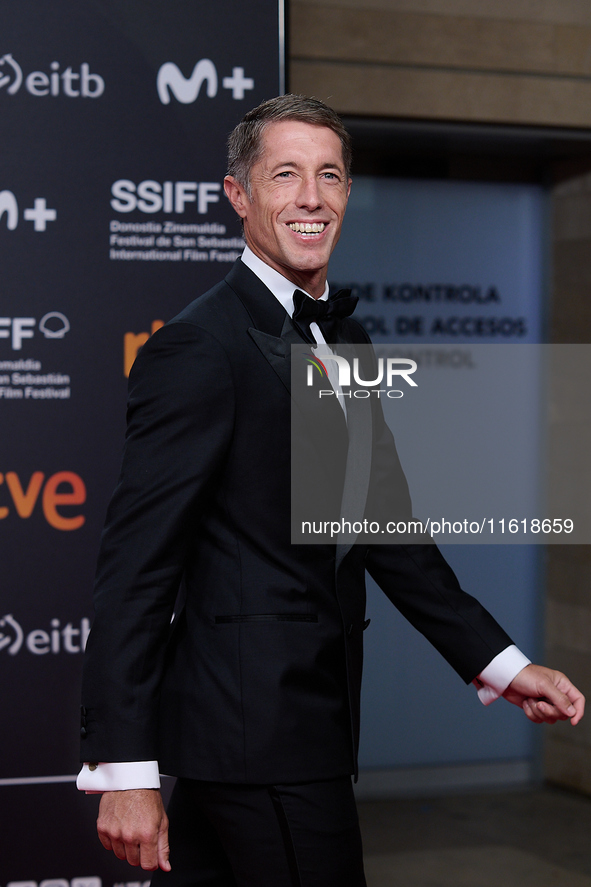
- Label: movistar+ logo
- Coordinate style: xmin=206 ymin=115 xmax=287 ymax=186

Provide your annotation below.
xmin=157 ymin=59 xmax=254 ymax=104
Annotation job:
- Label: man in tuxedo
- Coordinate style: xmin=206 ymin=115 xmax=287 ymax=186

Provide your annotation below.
xmin=78 ymin=95 xmax=584 ymax=887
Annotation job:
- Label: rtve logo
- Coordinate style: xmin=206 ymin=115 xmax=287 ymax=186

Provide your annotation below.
xmin=124 ymin=320 xmax=164 ymax=377
xmin=157 ymin=59 xmax=253 ymax=104
xmin=0 ymin=313 xmax=70 ymax=349
xmin=0 ymin=53 xmax=104 ymax=97
xmin=0 ymin=471 xmax=86 ymax=530
xmin=0 ymin=190 xmax=57 ymax=232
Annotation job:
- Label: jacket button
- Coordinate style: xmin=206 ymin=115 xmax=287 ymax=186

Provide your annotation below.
xmin=80 ymin=727 xmax=87 ymax=738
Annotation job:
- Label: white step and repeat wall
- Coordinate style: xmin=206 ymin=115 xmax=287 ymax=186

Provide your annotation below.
xmin=329 ymin=177 xmax=547 ymax=774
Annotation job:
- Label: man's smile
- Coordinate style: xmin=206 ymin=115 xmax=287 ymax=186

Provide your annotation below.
xmin=287 ymin=222 xmax=327 ymax=235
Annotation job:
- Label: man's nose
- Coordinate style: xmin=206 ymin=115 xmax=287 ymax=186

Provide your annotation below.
xmin=295 ymin=176 xmax=322 ymax=210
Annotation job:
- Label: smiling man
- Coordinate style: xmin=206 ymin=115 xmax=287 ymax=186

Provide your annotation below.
xmin=79 ymin=96 xmax=584 ymax=887
xmin=224 ymin=118 xmax=351 ymax=297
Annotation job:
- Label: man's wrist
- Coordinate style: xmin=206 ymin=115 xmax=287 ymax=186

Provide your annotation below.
xmin=76 ymin=760 xmax=160 ymax=793
xmin=473 ymin=645 xmax=531 ymax=705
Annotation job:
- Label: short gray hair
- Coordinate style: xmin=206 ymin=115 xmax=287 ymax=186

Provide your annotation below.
xmin=227 ymin=94 xmax=352 ymax=196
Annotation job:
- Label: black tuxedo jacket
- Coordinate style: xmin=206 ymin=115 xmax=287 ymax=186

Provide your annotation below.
xmin=80 ymin=260 xmax=512 ymax=783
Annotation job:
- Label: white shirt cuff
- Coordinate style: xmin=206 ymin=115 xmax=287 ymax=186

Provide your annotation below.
xmin=473 ymin=645 xmax=531 ymax=705
xmin=76 ymin=760 xmax=160 ymax=793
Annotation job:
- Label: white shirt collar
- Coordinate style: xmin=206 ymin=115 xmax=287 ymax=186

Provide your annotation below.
xmin=240 ymin=245 xmax=329 ymax=318
xmin=240 ymin=248 xmax=343 ymax=410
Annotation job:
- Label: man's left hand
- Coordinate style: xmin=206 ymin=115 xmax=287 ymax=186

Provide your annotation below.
xmin=503 ymin=664 xmax=585 ymax=725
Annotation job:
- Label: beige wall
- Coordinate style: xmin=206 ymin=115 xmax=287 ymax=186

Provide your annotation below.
xmin=290 ymin=0 xmax=591 ymax=126
xmin=289 ymin=0 xmax=591 ymax=793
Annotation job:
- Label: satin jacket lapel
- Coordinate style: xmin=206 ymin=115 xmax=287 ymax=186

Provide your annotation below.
xmin=225 ymin=260 xmax=287 ymax=334
xmin=224 ymin=261 xmax=296 ymax=396
xmin=247 ymin=315 xmax=301 ymax=397
xmin=226 ymin=261 xmax=345 ymax=428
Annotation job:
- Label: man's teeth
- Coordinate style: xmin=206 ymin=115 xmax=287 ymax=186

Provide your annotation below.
xmin=288 ymin=222 xmax=325 ymax=234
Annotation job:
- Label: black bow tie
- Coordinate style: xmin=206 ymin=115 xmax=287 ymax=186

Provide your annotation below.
xmin=292 ymin=288 xmax=358 ymax=344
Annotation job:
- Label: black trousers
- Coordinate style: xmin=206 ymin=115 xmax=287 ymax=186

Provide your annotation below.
xmin=151 ymin=775 xmax=367 ymax=887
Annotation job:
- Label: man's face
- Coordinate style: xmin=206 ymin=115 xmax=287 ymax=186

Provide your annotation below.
xmin=224 ymin=120 xmax=351 ymax=297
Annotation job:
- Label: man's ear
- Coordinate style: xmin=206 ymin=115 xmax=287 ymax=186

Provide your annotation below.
xmin=224 ymin=175 xmax=249 ymax=219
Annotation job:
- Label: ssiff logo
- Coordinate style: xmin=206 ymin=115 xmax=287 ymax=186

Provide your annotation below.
xmin=111 ymin=180 xmax=220 ymax=215
xmin=0 ymin=313 xmax=69 ymax=349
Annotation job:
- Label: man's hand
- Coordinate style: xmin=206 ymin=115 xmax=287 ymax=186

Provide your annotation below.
xmin=97 ymin=788 xmax=171 ymax=871
xmin=503 ymin=663 xmax=585 ymax=725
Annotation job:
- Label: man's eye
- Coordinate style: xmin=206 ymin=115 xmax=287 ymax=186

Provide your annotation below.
xmin=323 ymin=172 xmax=338 ymax=180
xmin=277 ymin=171 xmax=292 ymax=178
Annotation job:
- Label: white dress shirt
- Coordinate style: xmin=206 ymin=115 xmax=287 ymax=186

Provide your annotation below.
xmin=77 ymin=248 xmax=531 ymax=792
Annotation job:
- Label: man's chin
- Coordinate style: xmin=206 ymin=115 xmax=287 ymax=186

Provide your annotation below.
xmin=283 ymin=250 xmax=333 ymax=277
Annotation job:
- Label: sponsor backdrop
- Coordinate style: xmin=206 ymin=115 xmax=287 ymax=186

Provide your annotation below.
xmin=0 ymin=1 xmax=282 ymax=882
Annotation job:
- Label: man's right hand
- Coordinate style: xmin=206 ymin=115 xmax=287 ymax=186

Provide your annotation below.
xmin=97 ymin=788 xmax=171 ymax=871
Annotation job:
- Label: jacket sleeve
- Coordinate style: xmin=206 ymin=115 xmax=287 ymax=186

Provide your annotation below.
xmin=80 ymin=320 xmax=235 ymax=762
xmin=366 ymin=541 xmax=514 ymax=684
xmin=360 ymin=329 xmax=513 ymax=684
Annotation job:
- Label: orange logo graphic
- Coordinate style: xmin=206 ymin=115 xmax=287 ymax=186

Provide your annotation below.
xmin=0 ymin=471 xmax=86 ymax=530
xmin=124 ymin=320 xmax=164 ymax=377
